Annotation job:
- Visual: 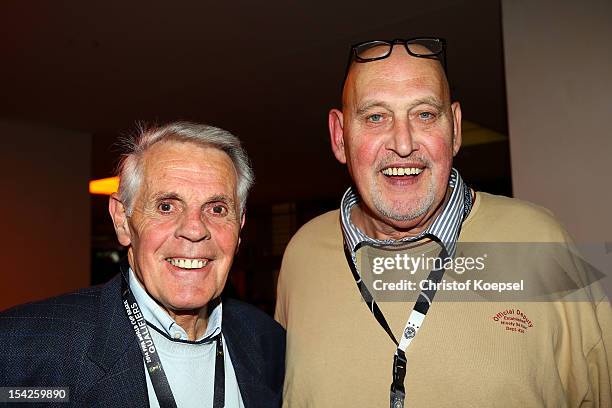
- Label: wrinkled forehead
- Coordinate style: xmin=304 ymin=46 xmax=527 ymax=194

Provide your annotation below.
xmin=139 ymin=140 xmax=238 ymax=194
xmin=343 ymin=45 xmax=449 ymax=106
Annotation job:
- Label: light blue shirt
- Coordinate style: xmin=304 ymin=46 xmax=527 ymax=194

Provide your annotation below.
xmin=129 ymin=269 xmax=245 ymax=408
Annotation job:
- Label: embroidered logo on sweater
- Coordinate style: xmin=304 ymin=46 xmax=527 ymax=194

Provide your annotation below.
xmin=492 ymin=308 xmax=534 ymax=334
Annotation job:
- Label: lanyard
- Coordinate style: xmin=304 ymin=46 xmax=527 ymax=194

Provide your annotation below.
xmin=343 ymin=238 xmax=449 ymax=408
xmin=120 ymin=273 xmax=225 ymax=408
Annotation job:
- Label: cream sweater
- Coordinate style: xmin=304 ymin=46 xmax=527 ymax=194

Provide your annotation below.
xmin=275 ymin=192 xmax=611 ymax=407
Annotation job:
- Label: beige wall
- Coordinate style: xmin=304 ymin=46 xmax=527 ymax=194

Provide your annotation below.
xmin=502 ymin=0 xmax=612 ymax=294
xmin=502 ymin=0 xmax=612 ymax=242
xmin=0 ymin=120 xmax=91 ymax=310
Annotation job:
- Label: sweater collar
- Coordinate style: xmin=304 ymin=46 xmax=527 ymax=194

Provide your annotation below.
xmin=128 ymin=268 xmax=222 ymax=342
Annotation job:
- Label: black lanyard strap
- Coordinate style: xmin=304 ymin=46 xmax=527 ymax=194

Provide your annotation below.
xmin=390 ymin=349 xmax=407 ymax=408
xmin=343 ymin=240 xmax=448 ymax=342
xmin=343 ymin=238 xmax=449 ymax=408
xmin=121 ymin=272 xmax=225 ymax=408
xmin=213 ymin=335 xmax=225 ymax=408
xmin=344 ymin=243 xmax=399 ymax=346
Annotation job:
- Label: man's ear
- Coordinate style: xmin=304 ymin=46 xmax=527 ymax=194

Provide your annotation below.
xmin=450 ymin=101 xmax=462 ymax=156
xmin=329 ymin=108 xmax=347 ymax=164
xmin=240 ymin=211 xmax=246 ymax=229
xmin=237 ymin=211 xmax=246 ymax=250
xmin=109 ymin=193 xmax=132 ymax=246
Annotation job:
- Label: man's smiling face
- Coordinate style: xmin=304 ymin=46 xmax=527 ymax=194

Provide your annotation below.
xmin=330 ymin=45 xmax=462 ymax=235
xmin=113 ymin=140 xmax=242 ymax=316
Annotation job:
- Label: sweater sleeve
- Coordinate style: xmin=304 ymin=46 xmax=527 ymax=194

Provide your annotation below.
xmin=585 ymin=298 xmax=612 ymax=407
xmin=274 ymin=264 xmax=288 ymax=329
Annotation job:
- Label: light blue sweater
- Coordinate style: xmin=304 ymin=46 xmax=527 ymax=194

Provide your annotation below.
xmin=129 ymin=269 xmax=245 ymax=407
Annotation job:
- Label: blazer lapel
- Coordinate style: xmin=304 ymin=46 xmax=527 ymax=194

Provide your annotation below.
xmin=223 ymin=304 xmax=279 ymax=407
xmin=83 ymin=273 xmax=149 ymax=406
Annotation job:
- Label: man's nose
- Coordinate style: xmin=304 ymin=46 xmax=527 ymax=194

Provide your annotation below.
xmin=175 ymin=209 xmax=211 ymax=242
xmin=387 ymin=119 xmax=416 ymax=157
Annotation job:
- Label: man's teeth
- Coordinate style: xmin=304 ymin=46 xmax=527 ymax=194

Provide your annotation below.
xmin=166 ymin=258 xmax=208 ymax=269
xmin=382 ymin=167 xmax=423 ymax=176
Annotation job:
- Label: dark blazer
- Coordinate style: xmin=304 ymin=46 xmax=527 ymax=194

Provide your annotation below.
xmin=0 ymin=273 xmax=285 ymax=407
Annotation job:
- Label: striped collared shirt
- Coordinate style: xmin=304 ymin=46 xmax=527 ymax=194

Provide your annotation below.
xmin=340 ymin=168 xmax=472 ymax=266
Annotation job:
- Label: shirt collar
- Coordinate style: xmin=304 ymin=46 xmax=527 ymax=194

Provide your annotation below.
xmin=128 ymin=268 xmax=222 ymax=342
xmin=340 ymin=168 xmax=471 ymax=259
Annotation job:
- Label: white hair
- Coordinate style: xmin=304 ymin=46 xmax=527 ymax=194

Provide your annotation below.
xmin=116 ymin=121 xmax=254 ymax=216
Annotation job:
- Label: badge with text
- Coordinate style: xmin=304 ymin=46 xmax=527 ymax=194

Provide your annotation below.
xmin=491 ymin=307 xmax=534 ymax=334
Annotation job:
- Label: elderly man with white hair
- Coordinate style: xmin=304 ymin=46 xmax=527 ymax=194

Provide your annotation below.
xmin=0 ymin=122 xmax=285 ymax=407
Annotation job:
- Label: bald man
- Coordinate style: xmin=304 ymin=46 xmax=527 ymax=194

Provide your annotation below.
xmin=275 ymin=39 xmax=611 ymax=407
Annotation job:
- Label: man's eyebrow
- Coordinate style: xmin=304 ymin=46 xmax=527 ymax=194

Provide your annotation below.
xmin=355 ymin=98 xmax=445 ymax=116
xmin=206 ymin=194 xmax=235 ymax=206
xmin=151 ymin=192 xmax=182 ymax=202
xmin=356 ymin=101 xmax=393 ymax=116
xmin=409 ymin=97 xmax=445 ymax=110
